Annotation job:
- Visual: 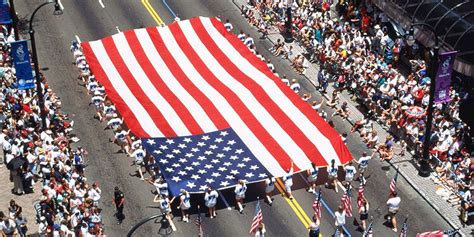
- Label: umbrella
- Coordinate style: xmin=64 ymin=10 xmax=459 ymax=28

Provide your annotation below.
xmin=404 ymin=105 xmax=426 ymax=119
xmin=6 ymin=156 xmax=27 ymax=170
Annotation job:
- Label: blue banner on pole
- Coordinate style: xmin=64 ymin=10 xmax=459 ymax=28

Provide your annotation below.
xmin=11 ymin=40 xmax=35 ymax=90
xmin=0 ymin=0 xmax=11 ymax=25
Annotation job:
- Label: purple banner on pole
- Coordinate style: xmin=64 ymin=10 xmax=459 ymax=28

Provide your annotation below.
xmin=434 ymin=51 xmax=457 ymax=104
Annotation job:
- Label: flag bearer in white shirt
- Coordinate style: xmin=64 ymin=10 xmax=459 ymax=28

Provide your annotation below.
xmin=172 ymin=189 xmax=191 ymax=222
xmin=326 ymin=159 xmax=339 ymax=193
xmin=234 ymin=180 xmax=247 ymax=213
xmin=264 ymin=176 xmax=276 ymax=206
xmin=306 ymin=162 xmax=319 ymax=193
xmin=204 ymin=186 xmax=219 ymax=218
xmin=283 ymin=162 xmax=294 ymax=199
xmin=343 ymin=161 xmax=357 ymax=188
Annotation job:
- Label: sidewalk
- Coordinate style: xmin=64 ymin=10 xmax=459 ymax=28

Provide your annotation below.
xmin=232 ymin=1 xmax=469 ymax=235
xmin=0 ymin=150 xmax=40 ymax=236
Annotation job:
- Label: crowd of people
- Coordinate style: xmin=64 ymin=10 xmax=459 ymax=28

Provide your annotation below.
xmin=244 ymin=0 xmax=472 ymax=226
xmin=0 ymin=24 xmax=105 ymax=235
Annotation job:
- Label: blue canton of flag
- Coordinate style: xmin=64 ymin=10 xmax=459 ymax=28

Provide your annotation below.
xmin=142 ymin=128 xmax=270 ymax=196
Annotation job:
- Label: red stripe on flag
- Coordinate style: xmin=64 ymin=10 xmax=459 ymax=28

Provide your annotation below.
xmin=100 ymin=36 xmax=176 ymax=136
xmin=165 ymin=23 xmax=295 ymax=170
xmin=145 ymin=28 xmax=230 ymax=131
xmin=81 ymin=42 xmax=149 ymax=137
xmin=123 ymin=30 xmax=205 ymax=135
xmin=208 ymin=17 xmax=353 ymax=165
xmin=187 ymin=18 xmax=328 ymax=167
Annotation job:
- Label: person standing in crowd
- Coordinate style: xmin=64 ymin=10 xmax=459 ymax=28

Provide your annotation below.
xmin=343 ymin=161 xmax=357 ymax=188
xmin=334 ymin=205 xmax=346 ymax=237
xmin=89 ymin=183 xmax=102 ymax=207
xmin=386 ymin=191 xmax=401 ymax=232
xmin=283 ymin=162 xmax=294 ymax=200
xmin=0 ymin=215 xmax=17 ymax=237
xmin=264 ymin=176 xmax=276 ymax=206
xmin=15 ymin=213 xmax=27 ymax=237
xmin=172 ymin=189 xmax=191 ymax=222
xmin=358 ymin=197 xmax=369 ymax=231
xmin=306 ymin=162 xmax=319 ymax=193
xmin=8 ymin=200 xmax=21 ymax=220
xmin=113 ymin=186 xmax=125 ymax=224
xmin=356 ymin=152 xmax=373 ymax=177
xmin=204 ymin=186 xmax=219 ymax=218
xmin=235 ymin=179 xmax=247 ymax=214
xmin=326 ymin=159 xmax=339 ymax=193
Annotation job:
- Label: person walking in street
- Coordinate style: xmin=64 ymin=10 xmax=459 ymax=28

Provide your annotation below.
xmin=235 ymin=179 xmax=247 ymax=213
xmin=113 ymin=186 xmax=125 ymax=224
xmin=264 ymin=176 xmax=276 ymax=206
xmin=204 ymin=186 xmax=219 ymax=218
xmin=130 ymin=144 xmax=146 ymax=180
xmin=326 ymin=159 xmax=339 ymax=193
xmin=172 ymin=189 xmax=191 ymax=222
xmin=386 ymin=191 xmax=401 ymax=232
xmin=306 ymin=162 xmax=319 ymax=193
xmin=283 ymin=162 xmax=294 ymax=199
xmin=334 ymin=205 xmax=346 ymax=237
xmin=356 ymin=152 xmax=374 ymax=177
xmin=358 ymin=197 xmax=369 ymax=231
xmin=343 ymin=161 xmax=357 ymax=189
xmin=153 ymin=194 xmax=176 ymax=231
xmin=308 ymin=219 xmax=320 ymax=237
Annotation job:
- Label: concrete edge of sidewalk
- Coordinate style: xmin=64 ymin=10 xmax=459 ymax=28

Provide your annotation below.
xmin=229 ymin=1 xmax=466 ymax=235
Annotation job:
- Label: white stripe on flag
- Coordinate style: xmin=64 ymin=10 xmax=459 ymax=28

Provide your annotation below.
xmin=155 ymin=26 xmax=286 ymax=176
xmin=112 ymin=33 xmax=191 ymax=136
xmin=134 ymin=28 xmax=219 ymax=134
xmin=88 ymin=40 xmax=163 ymax=136
xmin=199 ymin=17 xmax=342 ymax=166
xmin=176 ymin=22 xmax=312 ymax=170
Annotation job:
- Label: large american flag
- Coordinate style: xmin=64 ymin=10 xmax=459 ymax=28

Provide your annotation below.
xmin=81 ymin=16 xmax=352 ymax=191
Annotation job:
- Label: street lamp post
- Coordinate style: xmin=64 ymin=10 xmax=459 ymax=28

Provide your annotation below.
xmin=28 ymin=0 xmax=62 ymax=129
xmin=283 ymin=0 xmax=293 ymax=43
xmin=406 ymin=23 xmax=440 ymax=177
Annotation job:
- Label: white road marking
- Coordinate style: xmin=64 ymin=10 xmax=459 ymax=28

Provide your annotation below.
xmin=217 ymin=190 xmax=232 ymax=210
xmin=115 ymin=26 xmax=121 ymax=33
xmin=75 ymin=35 xmax=82 ymax=44
xmin=58 ymin=0 xmax=64 ymax=10
xmin=98 ymin=0 xmax=105 ymax=8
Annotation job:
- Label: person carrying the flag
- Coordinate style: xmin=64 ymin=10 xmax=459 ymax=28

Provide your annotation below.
xmin=308 ymin=220 xmax=320 ymax=237
xmin=344 ymin=161 xmax=357 ymax=188
xmin=334 ymin=205 xmax=346 ymax=237
xmin=357 ymin=152 xmax=374 ymax=177
xmin=306 ymin=162 xmax=319 ymax=193
xmin=235 ymin=179 xmax=247 ymax=214
xmin=172 ymin=189 xmax=192 ymax=222
xmin=283 ymin=162 xmax=295 ymax=200
xmin=326 ymin=159 xmax=339 ymax=193
xmin=153 ymin=194 xmax=176 ymax=231
xmin=204 ymin=186 xmax=219 ymax=218
xmin=254 ymin=223 xmax=266 ymax=237
xmin=358 ymin=197 xmax=369 ymax=231
xmin=264 ymin=176 xmax=276 ymax=206
xmin=386 ymin=191 xmax=401 ymax=232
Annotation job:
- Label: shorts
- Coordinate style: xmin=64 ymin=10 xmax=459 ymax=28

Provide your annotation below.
xmin=360 ymin=213 xmax=368 ymax=220
xmin=389 ymin=208 xmax=399 ymax=215
xmin=117 ymin=139 xmax=127 ymax=146
xmin=236 ymin=194 xmax=245 ymax=200
xmin=285 ymin=184 xmax=292 ymax=193
xmin=307 ymin=176 xmax=317 ymax=183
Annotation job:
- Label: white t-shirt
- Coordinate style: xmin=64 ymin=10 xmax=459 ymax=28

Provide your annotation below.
xmin=358 ymin=156 xmax=371 ymax=168
xmin=335 ymin=211 xmax=346 ymax=226
xmin=132 ymin=149 xmax=146 ymax=163
xmin=235 ymin=184 xmax=247 ymax=198
xmin=387 ymin=197 xmax=401 ymax=211
xmin=265 ymin=177 xmax=276 ymax=193
xmin=344 ymin=165 xmax=357 ymax=181
xmin=204 ymin=190 xmax=219 ymax=207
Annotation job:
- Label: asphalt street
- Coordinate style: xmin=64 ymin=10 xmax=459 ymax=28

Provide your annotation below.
xmin=13 ymin=0 xmax=452 ymax=236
